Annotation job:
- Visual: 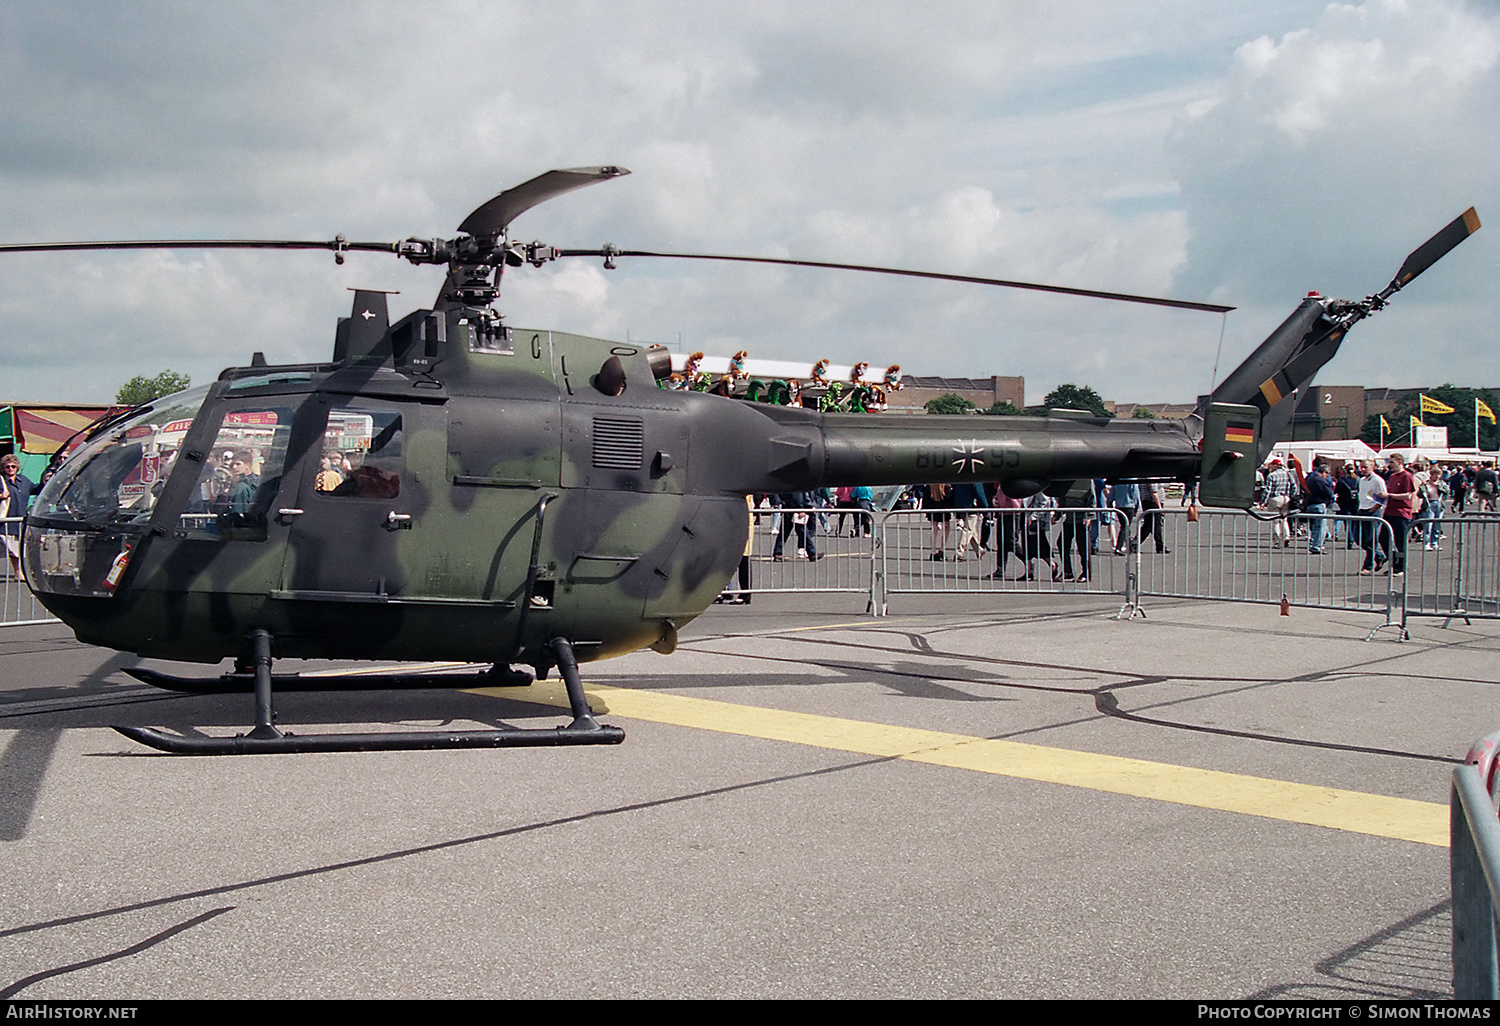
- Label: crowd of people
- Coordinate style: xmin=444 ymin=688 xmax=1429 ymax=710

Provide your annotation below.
xmin=736 ymin=479 xmax=1187 ymax=588
xmin=1253 ymin=453 xmax=1496 ymax=576
xmin=722 ymin=456 xmax=1499 ymax=600
xmin=894 ymin=479 xmax=1181 ymax=584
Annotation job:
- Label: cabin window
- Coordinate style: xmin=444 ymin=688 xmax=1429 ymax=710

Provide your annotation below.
xmin=176 ymin=407 xmax=293 ymax=541
xmin=314 ymin=407 xmax=403 ymax=499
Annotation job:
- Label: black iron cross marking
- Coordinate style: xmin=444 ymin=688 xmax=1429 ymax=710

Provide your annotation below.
xmin=952 ymin=441 xmax=984 ymax=474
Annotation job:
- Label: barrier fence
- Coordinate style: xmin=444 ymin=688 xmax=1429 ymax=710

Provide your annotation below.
xmin=731 ymin=507 xmax=875 ymax=598
xmin=718 ymin=504 xmax=1500 ymax=637
xmin=1453 ymin=730 xmax=1500 ymax=999
xmin=0 ymin=516 xmax=53 ymax=626
xmin=7 ymin=508 xmax=1500 ymax=636
xmin=1402 ymin=515 xmax=1500 ymax=631
xmin=873 ymin=507 xmax=1132 ymax=616
xmin=1131 ymin=508 xmax=1402 ymax=637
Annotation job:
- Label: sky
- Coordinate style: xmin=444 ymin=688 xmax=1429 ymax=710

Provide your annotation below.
xmin=0 ymin=0 xmax=1495 ymax=406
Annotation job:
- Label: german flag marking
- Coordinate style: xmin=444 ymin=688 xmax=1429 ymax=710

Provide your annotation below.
xmin=1259 ymin=379 xmax=1283 ymax=405
xmin=1225 ymin=424 xmax=1255 ymax=445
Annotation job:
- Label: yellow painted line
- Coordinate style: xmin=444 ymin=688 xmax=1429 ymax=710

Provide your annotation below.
xmin=473 ymin=680 xmax=1449 ymax=847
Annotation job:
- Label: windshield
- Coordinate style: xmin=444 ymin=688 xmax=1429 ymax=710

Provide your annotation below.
xmin=33 ymin=386 xmax=211 ymax=528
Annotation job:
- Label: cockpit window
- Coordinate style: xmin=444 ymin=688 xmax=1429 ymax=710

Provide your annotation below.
xmin=34 ymin=387 xmax=209 ymax=527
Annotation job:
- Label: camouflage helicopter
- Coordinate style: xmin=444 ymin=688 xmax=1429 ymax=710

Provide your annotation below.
xmin=1 ymin=167 xmax=1478 ymax=754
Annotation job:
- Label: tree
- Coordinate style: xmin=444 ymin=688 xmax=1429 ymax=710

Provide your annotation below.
xmin=1131 ymin=406 xmax=1158 ymax=419
xmin=983 ymin=400 xmax=1027 ymax=416
xmin=1042 ymin=383 xmax=1112 ymax=418
xmin=923 ymin=393 xmax=976 ymax=415
xmin=116 ymin=370 xmax=191 ymax=406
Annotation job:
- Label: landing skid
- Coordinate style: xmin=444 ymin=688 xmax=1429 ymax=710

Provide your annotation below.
xmin=114 ymin=723 xmax=624 ymax=754
xmin=114 ymin=634 xmax=622 ymax=755
xmin=123 ymin=663 xmax=534 ymax=694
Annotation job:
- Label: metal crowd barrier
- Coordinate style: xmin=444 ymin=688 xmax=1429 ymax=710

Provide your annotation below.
xmin=0 ymin=516 xmax=55 ymax=627
xmin=9 ymin=504 xmax=1496 ymax=638
xmin=1130 ymin=508 xmax=1401 ymax=636
xmin=1453 ymin=729 xmax=1500 ymax=998
xmin=1402 ymin=516 xmax=1500 ymax=632
xmin=873 ymin=507 xmax=1131 ymax=616
xmin=862 ymin=503 xmax=1427 ymax=635
xmin=729 ymin=506 xmax=875 ymax=599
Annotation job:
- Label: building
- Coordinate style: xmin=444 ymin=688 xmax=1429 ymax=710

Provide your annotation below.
xmin=884 ymin=375 xmax=1025 ymax=414
xmin=1289 ymin=385 xmax=1368 ymax=441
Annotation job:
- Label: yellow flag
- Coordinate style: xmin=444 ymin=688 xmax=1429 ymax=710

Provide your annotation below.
xmin=1478 ymin=398 xmax=1496 ymax=424
xmin=1411 ymin=415 xmax=1424 ymax=431
xmin=1380 ymin=415 xmax=1391 ymax=432
xmin=1420 ymin=393 xmax=1455 ymax=415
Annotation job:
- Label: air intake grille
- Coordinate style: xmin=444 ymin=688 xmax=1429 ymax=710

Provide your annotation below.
xmin=592 ymin=417 xmax=644 ymax=469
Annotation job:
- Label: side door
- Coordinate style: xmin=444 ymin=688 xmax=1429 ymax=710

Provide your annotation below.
xmin=160 ymin=397 xmax=304 ymax=600
xmin=277 ymin=395 xmax=441 ymax=599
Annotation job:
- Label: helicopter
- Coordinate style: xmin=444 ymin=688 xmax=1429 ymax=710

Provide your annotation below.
xmin=1 ymin=167 xmax=1479 ymax=754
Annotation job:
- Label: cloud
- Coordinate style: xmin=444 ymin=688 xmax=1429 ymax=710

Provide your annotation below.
xmin=0 ymin=1 xmax=1492 ymax=406
xmin=1163 ymin=0 xmax=1499 ymax=394
xmin=1169 ymin=0 xmax=1498 ymax=297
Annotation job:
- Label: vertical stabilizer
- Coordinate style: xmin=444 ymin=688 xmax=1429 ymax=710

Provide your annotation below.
xmin=332 ymin=290 xmax=392 ymax=365
xmin=1196 ymin=298 xmax=1345 ymax=464
xmin=1199 ymin=403 xmax=1261 ymax=509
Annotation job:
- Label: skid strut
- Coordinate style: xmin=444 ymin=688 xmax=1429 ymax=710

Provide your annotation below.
xmin=114 ymin=634 xmax=623 ymax=755
xmin=248 ymin=629 xmax=279 ymax=740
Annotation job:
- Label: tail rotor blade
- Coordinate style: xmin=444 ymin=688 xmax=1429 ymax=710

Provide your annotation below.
xmin=1387 ymin=207 xmax=1480 ymax=295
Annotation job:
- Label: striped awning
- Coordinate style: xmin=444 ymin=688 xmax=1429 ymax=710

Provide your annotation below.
xmin=8 ymin=406 xmax=122 ymax=454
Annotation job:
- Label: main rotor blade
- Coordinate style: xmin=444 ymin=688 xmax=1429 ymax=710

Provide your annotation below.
xmin=557 ymin=248 xmax=1234 ymax=313
xmin=1385 ymin=207 xmax=1480 ymax=296
xmin=458 ymin=166 xmax=631 ymax=237
xmin=0 ymin=239 xmax=399 ymax=256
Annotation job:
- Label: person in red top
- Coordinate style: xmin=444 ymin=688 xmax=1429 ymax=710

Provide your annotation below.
xmin=1382 ymin=453 xmax=1418 ymax=576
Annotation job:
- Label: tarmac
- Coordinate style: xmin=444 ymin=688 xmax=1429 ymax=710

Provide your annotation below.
xmin=0 ymin=588 xmax=1493 ymax=999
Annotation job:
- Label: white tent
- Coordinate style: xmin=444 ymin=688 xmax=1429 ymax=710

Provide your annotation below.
xmin=1267 ymin=439 xmax=1379 ymax=468
xmin=1268 ymin=440 xmax=1497 ymax=469
xmin=1376 ymin=446 xmax=1497 ymax=467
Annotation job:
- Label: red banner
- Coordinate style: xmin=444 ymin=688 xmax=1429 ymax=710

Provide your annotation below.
xmin=224 ymin=411 xmax=282 ymax=426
